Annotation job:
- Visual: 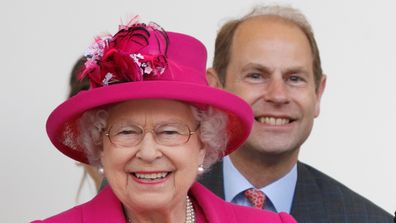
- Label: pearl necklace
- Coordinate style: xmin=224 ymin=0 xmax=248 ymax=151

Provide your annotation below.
xmin=185 ymin=196 xmax=195 ymax=223
xmin=128 ymin=196 xmax=195 ymax=223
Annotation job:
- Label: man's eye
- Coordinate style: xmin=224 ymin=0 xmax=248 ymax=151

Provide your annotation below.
xmin=288 ymin=75 xmax=305 ymax=82
xmin=246 ymin=73 xmax=262 ymax=79
xmin=244 ymin=73 xmax=266 ymax=83
xmin=286 ymin=75 xmax=308 ymax=87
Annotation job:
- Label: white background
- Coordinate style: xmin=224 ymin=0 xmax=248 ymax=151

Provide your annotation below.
xmin=1 ymin=0 xmax=395 ymax=222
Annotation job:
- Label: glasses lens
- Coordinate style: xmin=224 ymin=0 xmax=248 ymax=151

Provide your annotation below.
xmin=155 ymin=123 xmax=190 ymax=146
xmin=107 ymin=123 xmax=195 ymax=147
xmin=109 ymin=124 xmax=143 ymax=147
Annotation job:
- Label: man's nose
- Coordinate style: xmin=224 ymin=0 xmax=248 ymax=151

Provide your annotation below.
xmin=263 ymin=78 xmax=290 ymax=104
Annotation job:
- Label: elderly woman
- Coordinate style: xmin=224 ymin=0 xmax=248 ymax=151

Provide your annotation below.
xmin=33 ymin=19 xmax=296 ymax=223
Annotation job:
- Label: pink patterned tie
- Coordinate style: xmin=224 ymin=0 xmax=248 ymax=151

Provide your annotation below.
xmin=244 ymin=188 xmax=265 ymax=209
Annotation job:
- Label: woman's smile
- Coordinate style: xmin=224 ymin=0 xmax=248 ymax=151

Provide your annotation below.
xmin=130 ymin=171 xmax=172 ymax=185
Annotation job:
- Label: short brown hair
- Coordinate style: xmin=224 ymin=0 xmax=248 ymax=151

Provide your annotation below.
xmin=69 ymin=57 xmax=90 ymax=98
xmin=212 ymin=5 xmax=323 ymax=91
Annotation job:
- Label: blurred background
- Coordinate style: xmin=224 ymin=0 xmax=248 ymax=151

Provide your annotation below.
xmin=1 ymin=0 xmax=395 ymax=222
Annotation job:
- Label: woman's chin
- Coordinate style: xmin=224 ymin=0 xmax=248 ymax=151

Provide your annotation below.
xmin=125 ymin=192 xmax=175 ymax=211
xmin=121 ymin=172 xmax=176 ymax=206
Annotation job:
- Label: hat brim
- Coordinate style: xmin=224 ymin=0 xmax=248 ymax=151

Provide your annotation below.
xmin=46 ymin=81 xmax=253 ymax=164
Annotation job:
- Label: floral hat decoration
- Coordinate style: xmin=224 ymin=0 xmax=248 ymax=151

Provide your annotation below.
xmin=46 ymin=17 xmax=254 ymax=164
xmin=82 ymin=17 xmax=170 ymax=87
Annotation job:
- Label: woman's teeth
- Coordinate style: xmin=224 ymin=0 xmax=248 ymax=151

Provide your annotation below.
xmin=134 ymin=172 xmax=168 ymax=180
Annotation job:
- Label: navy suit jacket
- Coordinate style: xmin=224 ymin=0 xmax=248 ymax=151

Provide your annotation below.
xmin=199 ymin=161 xmax=393 ymax=223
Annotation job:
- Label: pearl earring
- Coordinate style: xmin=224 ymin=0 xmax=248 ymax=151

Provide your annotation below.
xmin=198 ymin=164 xmax=204 ymax=174
xmin=98 ymin=167 xmax=104 ymax=175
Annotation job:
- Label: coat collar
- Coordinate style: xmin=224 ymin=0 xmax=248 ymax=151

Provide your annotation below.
xmin=84 ymin=183 xmax=233 ymax=223
xmin=83 ymin=186 xmax=127 ymax=222
xmin=190 ymin=182 xmax=238 ymax=223
xmin=84 ymin=182 xmax=276 ymax=223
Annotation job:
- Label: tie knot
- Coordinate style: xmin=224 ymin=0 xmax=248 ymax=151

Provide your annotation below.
xmin=244 ymin=188 xmax=265 ymax=209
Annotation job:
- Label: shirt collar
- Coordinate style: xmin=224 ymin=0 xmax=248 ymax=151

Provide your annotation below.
xmin=223 ymin=156 xmax=297 ymax=213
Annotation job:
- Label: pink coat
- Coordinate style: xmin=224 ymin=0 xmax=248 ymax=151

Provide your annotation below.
xmin=32 ymin=182 xmax=296 ymax=223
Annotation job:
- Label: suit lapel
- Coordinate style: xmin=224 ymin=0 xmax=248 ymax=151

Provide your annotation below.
xmin=200 ymin=160 xmax=333 ymax=223
xmin=290 ymin=162 xmax=330 ymax=223
xmin=198 ymin=160 xmax=225 ymax=199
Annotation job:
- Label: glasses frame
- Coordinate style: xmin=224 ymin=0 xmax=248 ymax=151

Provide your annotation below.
xmin=104 ymin=123 xmax=200 ymax=148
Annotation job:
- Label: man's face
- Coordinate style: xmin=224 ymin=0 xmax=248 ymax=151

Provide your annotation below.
xmin=223 ymin=17 xmax=325 ymax=157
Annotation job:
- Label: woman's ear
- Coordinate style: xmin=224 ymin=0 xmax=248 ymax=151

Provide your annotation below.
xmin=199 ymin=146 xmax=206 ymax=162
xmin=197 ymin=146 xmax=206 ymax=174
xmin=98 ymin=144 xmax=105 ymax=165
xmin=196 ymin=140 xmax=207 ymax=169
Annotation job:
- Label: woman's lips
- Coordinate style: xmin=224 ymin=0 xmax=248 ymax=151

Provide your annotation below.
xmin=130 ymin=171 xmax=171 ymax=184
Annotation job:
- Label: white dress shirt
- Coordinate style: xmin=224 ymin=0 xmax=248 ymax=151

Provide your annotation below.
xmin=223 ymin=156 xmax=297 ymax=213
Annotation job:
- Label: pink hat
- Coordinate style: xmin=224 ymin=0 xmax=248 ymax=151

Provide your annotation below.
xmin=46 ymin=20 xmax=253 ymax=164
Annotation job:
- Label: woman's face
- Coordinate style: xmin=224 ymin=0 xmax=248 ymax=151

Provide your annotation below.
xmin=100 ymin=99 xmax=205 ymax=211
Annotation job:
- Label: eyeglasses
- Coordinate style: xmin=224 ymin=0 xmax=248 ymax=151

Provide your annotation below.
xmin=105 ymin=122 xmax=200 ymax=148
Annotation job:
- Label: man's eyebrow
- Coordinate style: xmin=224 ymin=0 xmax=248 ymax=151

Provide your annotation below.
xmin=241 ymin=63 xmax=273 ymax=73
xmin=283 ymin=66 xmax=310 ymax=75
xmin=241 ymin=63 xmax=310 ymax=74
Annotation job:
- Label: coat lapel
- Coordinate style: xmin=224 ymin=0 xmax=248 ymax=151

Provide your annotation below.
xmin=83 ymin=186 xmax=127 ymax=223
xmin=191 ymin=182 xmax=238 ymax=223
xmin=290 ymin=162 xmax=330 ymax=223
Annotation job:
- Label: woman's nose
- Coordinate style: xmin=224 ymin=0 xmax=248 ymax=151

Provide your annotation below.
xmin=135 ymin=132 xmax=162 ymax=161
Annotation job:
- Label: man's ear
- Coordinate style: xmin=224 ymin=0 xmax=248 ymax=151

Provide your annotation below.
xmin=314 ymin=74 xmax=327 ymax=117
xmin=206 ymin=68 xmax=223 ymax=88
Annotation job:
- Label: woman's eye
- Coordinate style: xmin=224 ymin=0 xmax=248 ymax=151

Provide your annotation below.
xmin=116 ymin=128 xmax=140 ymax=135
xmin=158 ymin=127 xmax=181 ymax=135
xmin=156 ymin=123 xmax=188 ymax=136
xmin=159 ymin=130 xmax=180 ymax=135
xmin=118 ymin=130 xmax=133 ymax=135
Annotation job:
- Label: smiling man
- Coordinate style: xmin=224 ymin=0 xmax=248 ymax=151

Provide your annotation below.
xmin=200 ymin=4 xmax=393 ymax=223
